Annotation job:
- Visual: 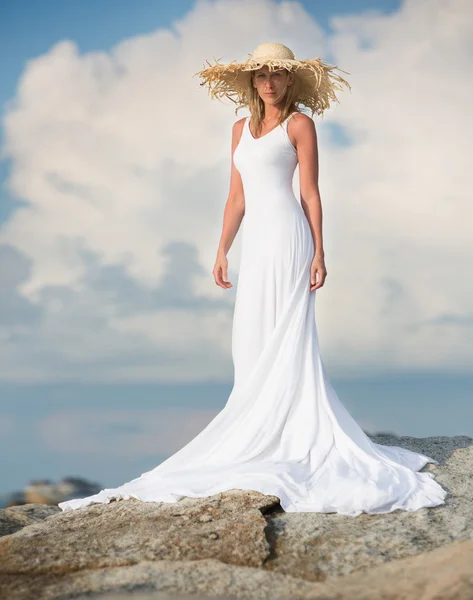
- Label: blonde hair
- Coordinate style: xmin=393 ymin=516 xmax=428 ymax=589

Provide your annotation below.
xmin=245 ymin=68 xmax=299 ymax=136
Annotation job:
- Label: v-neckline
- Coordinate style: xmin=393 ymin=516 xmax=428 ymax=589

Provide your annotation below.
xmin=247 ymin=114 xmax=293 ymax=141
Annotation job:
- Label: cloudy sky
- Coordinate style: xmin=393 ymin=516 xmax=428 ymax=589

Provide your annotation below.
xmin=0 ymin=0 xmax=471 ymax=498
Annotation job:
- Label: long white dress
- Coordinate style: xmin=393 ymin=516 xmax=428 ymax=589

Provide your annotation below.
xmin=58 ymin=113 xmax=447 ymax=515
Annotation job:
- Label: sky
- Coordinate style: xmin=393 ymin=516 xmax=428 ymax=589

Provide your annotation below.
xmin=0 ymin=0 xmax=472 ymax=499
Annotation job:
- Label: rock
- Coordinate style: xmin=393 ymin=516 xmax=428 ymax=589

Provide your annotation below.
xmin=0 ymin=434 xmax=471 ymax=600
xmin=327 ymin=538 xmax=473 ymax=600
xmin=3 ymin=490 xmax=25 ymax=507
xmin=5 ymin=476 xmax=102 ymax=507
xmin=80 ymin=594 xmax=241 ymax=600
xmin=0 ymin=490 xmax=277 ymax=572
xmin=1 ymin=541 xmax=472 ymax=599
xmin=0 ymin=503 xmax=60 ymax=537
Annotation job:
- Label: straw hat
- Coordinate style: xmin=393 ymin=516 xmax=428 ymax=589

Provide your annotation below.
xmin=194 ymin=42 xmax=351 ymax=116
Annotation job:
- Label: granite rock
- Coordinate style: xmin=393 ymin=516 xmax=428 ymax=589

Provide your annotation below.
xmin=0 ymin=434 xmax=471 ymax=600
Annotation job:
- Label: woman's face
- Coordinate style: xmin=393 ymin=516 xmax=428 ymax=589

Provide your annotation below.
xmin=252 ymin=65 xmax=292 ymax=106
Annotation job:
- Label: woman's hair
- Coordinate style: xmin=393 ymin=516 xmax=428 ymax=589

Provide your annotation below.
xmin=246 ymin=68 xmax=299 ymax=135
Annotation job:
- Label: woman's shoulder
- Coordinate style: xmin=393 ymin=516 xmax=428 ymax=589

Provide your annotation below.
xmin=289 ymin=111 xmax=316 ymax=134
xmin=233 ymin=116 xmax=248 ymax=127
xmin=232 ymin=116 xmax=247 ymax=136
xmin=290 ymin=111 xmax=312 ymax=124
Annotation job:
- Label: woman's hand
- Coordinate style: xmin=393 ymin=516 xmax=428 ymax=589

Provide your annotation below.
xmin=213 ymin=252 xmax=233 ymax=289
xmin=310 ymin=253 xmax=327 ymax=291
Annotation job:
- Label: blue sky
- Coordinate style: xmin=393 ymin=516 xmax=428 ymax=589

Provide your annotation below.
xmin=1 ymin=0 xmax=471 ymax=500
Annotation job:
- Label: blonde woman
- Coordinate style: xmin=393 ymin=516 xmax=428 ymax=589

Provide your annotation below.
xmin=59 ymin=43 xmax=447 ymax=516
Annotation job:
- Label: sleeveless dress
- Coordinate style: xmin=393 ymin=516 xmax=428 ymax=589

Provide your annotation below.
xmin=58 ymin=113 xmax=447 ymax=515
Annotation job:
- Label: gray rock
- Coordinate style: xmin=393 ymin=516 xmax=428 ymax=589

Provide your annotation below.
xmin=0 ymin=503 xmax=60 ymax=537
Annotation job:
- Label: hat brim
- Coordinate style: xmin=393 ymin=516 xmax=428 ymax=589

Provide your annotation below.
xmin=194 ymin=56 xmax=351 ymax=115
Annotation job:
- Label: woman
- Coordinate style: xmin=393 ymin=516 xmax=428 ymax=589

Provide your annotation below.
xmin=59 ymin=43 xmax=447 ymax=515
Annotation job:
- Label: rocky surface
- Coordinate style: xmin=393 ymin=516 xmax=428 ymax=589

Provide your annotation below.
xmin=0 ymin=434 xmax=472 ymax=600
xmin=0 ymin=503 xmax=60 ymax=537
xmin=9 ymin=540 xmax=470 ymax=600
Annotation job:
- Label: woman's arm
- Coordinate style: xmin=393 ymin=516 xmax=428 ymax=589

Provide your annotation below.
xmin=291 ymin=113 xmax=328 ymax=291
xmin=213 ymin=119 xmax=246 ymax=289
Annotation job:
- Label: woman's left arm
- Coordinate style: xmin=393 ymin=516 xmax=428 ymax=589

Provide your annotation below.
xmin=292 ymin=113 xmax=327 ymax=291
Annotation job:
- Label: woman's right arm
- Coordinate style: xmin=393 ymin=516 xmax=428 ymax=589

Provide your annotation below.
xmin=213 ymin=119 xmax=246 ymax=290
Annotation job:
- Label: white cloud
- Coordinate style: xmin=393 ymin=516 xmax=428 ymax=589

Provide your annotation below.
xmin=317 ymin=0 xmax=473 ymax=373
xmin=0 ymin=0 xmax=471 ymax=381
